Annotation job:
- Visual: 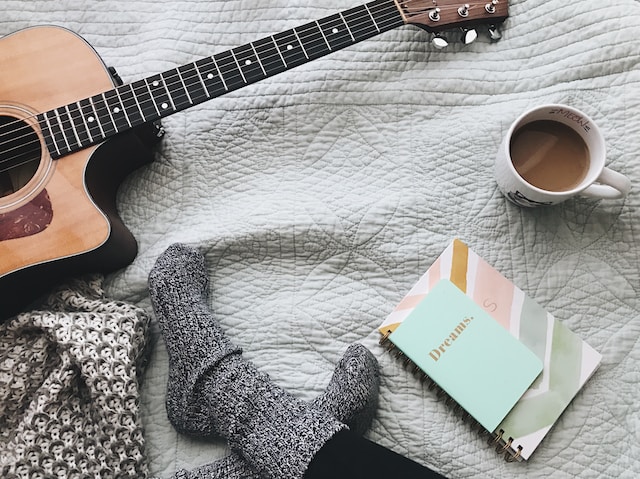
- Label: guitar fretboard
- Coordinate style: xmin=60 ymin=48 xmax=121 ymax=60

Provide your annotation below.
xmin=38 ymin=0 xmax=403 ymax=159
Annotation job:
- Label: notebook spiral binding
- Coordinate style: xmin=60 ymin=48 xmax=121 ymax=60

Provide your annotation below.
xmin=379 ymin=329 xmax=524 ymax=462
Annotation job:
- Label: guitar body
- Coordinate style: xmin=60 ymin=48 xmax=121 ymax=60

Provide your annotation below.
xmin=0 ymin=26 xmax=158 ymax=318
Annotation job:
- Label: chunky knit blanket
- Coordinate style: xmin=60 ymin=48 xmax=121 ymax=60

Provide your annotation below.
xmin=0 ymin=277 xmax=150 ymax=479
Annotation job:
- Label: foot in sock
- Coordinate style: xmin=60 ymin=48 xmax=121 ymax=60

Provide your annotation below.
xmin=174 ymin=341 xmax=380 ymax=479
xmin=149 ymin=243 xmax=242 ymax=437
xmin=149 ymin=244 xmax=379 ymax=437
xmin=149 ymin=244 xmax=380 ymax=479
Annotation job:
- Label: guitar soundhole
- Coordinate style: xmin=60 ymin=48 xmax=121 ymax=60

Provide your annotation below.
xmin=0 ymin=115 xmax=41 ymax=198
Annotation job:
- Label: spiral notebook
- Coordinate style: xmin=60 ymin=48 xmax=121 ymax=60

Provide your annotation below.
xmin=385 ymin=279 xmax=543 ymax=433
xmin=378 ymin=239 xmax=602 ymax=461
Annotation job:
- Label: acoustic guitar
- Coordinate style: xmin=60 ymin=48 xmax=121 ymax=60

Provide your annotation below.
xmin=0 ymin=0 xmax=508 ymax=318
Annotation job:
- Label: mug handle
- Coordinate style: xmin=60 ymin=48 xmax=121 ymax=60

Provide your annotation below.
xmin=580 ymin=167 xmax=631 ymax=199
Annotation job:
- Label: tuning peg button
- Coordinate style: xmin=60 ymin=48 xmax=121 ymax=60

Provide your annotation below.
xmin=488 ymin=25 xmax=502 ymax=41
xmin=431 ymin=34 xmax=449 ymax=49
xmin=461 ymin=28 xmax=478 ymax=45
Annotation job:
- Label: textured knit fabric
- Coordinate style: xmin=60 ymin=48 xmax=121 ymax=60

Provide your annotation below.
xmin=148 ymin=243 xmax=348 ymax=479
xmin=148 ymin=243 xmax=242 ymax=438
xmin=175 ymin=453 xmax=260 ymax=479
xmin=0 ymin=275 xmax=150 ymax=479
xmin=175 ymin=342 xmax=380 ymax=479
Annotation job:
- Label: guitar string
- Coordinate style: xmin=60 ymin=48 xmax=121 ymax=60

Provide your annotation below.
xmin=0 ymin=1 xmax=480 ymax=152
xmin=0 ymin=0 xmax=489 ymax=171
xmin=0 ymin=0 xmax=488 ymax=146
xmin=0 ymin=3 xmax=401 ymax=165
xmin=0 ymin=0 xmax=488 ymax=141
xmin=0 ymin=2 xmax=493 ymax=173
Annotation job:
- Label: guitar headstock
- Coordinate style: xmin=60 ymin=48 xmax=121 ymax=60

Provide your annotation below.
xmin=395 ymin=0 xmax=509 ymax=47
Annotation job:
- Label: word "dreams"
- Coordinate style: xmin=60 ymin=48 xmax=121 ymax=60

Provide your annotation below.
xmin=429 ymin=316 xmax=474 ymax=362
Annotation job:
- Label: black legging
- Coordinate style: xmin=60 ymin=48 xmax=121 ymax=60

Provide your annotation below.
xmin=305 ymin=429 xmax=448 ymax=478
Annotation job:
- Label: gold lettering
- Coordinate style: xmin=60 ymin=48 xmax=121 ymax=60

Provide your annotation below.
xmin=429 ymin=316 xmax=475 ymax=362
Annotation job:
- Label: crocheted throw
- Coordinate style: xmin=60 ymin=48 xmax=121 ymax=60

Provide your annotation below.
xmin=0 ymin=276 xmax=150 ymax=479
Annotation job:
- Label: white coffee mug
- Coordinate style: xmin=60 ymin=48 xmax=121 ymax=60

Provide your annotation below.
xmin=495 ymin=104 xmax=631 ymax=207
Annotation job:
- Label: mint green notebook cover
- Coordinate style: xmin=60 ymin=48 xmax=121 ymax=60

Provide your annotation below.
xmin=389 ymin=279 xmax=543 ymax=433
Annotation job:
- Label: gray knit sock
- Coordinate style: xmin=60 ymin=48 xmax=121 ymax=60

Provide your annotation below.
xmin=173 ymin=456 xmax=259 ymax=479
xmin=315 ymin=342 xmax=379 ymax=436
xmin=148 ymin=244 xmax=242 ymax=437
xmin=149 ymin=244 xmax=361 ymax=479
xmin=174 ymin=342 xmax=380 ymax=479
xmin=149 ymin=245 xmax=379 ymax=438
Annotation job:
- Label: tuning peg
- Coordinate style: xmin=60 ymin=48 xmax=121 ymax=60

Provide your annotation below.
xmin=488 ymin=25 xmax=502 ymax=41
xmin=460 ymin=28 xmax=478 ymax=45
xmin=429 ymin=7 xmax=441 ymax=22
xmin=485 ymin=0 xmax=499 ymax=14
xmin=431 ymin=33 xmax=449 ymax=49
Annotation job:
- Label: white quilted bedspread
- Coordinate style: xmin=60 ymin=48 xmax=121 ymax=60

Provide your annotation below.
xmin=2 ymin=0 xmax=640 ymax=477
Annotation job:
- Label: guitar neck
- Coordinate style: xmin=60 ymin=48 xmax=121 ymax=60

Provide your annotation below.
xmin=38 ymin=0 xmax=403 ymax=159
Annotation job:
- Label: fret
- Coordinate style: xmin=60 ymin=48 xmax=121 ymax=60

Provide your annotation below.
xmin=118 ymin=84 xmax=145 ymax=125
xmin=213 ymin=51 xmax=246 ymax=92
xmin=37 ymin=113 xmax=58 ymax=158
xmin=113 ymin=88 xmax=133 ymax=129
xmin=160 ymin=73 xmax=177 ymax=111
xmin=41 ymin=111 xmax=63 ymax=157
xmin=103 ymin=90 xmax=129 ymax=132
xmin=229 ymin=49 xmax=247 ymax=84
xmin=272 ymin=30 xmax=307 ymax=69
xmin=211 ymin=56 xmax=229 ymax=91
xmin=132 ymin=79 xmax=158 ymax=121
xmin=232 ymin=43 xmax=266 ymax=85
xmin=343 ymin=5 xmax=381 ymax=42
xmin=143 ymin=79 xmax=161 ymax=117
xmin=317 ymin=14 xmax=354 ymax=51
xmin=101 ymin=93 xmax=118 ymax=133
xmin=162 ymin=70 xmax=190 ymax=111
xmin=364 ymin=4 xmax=381 ymax=33
xmin=79 ymin=98 xmax=104 ymax=142
xmin=193 ymin=62 xmax=211 ymax=99
xmin=144 ymin=75 xmax=173 ymax=117
xmin=292 ymin=29 xmax=309 ymax=60
xmin=91 ymin=94 xmax=117 ymax=137
xmin=69 ymin=101 xmax=92 ymax=145
xmin=64 ymin=105 xmax=83 ymax=148
xmin=295 ymin=21 xmax=332 ymax=60
xmin=54 ymin=108 xmax=73 ymax=152
xmin=194 ymin=57 xmax=227 ymax=97
xmin=270 ymin=36 xmax=288 ymax=69
xmin=315 ymin=20 xmax=332 ymax=51
xmin=176 ymin=68 xmax=193 ymax=105
xmin=366 ymin=0 xmax=404 ymax=31
xmin=178 ymin=63 xmax=208 ymax=104
xmin=253 ymin=36 xmax=286 ymax=77
xmin=250 ymin=43 xmax=267 ymax=77
xmin=338 ymin=13 xmax=356 ymax=42
xmin=89 ymin=100 xmax=105 ymax=140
